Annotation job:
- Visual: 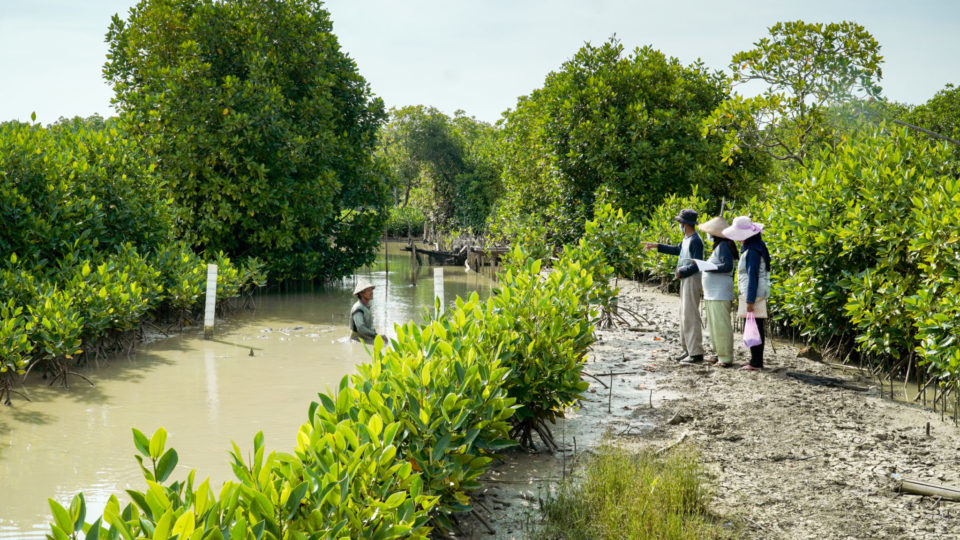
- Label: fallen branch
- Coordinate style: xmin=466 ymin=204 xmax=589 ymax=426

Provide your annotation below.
xmin=656 ymin=431 xmax=689 ymax=456
xmin=580 ymin=371 xmax=609 ymax=389
xmin=470 ymin=509 xmax=495 ymax=535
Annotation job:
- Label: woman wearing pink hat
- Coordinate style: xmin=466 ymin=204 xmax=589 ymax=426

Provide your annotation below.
xmin=721 ymin=216 xmax=771 ymax=371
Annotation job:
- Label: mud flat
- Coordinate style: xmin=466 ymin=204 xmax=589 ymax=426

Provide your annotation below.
xmin=462 ymin=280 xmax=960 ymax=539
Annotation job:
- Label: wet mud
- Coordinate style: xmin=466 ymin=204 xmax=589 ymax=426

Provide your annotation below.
xmin=462 ymin=280 xmax=960 ymax=539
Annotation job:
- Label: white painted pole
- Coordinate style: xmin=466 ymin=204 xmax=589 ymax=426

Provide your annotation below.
xmin=434 ymin=267 xmax=444 ymax=317
xmin=204 ymin=264 xmax=218 ymax=338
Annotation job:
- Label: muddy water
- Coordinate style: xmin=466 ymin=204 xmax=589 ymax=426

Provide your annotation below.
xmin=0 ymin=243 xmax=493 ymax=539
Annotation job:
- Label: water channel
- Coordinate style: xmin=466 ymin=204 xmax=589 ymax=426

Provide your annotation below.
xmin=0 ymin=243 xmax=494 ymax=539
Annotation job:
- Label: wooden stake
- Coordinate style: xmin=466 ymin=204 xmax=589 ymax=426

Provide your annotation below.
xmin=608 ymin=373 xmax=613 ymax=414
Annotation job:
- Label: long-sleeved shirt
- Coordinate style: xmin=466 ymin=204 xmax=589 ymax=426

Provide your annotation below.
xmin=657 ymin=232 xmax=704 ymax=279
xmin=737 ymin=236 xmax=771 ymax=303
xmin=349 ymin=300 xmax=376 ymax=342
xmin=702 ymin=239 xmax=735 ymax=301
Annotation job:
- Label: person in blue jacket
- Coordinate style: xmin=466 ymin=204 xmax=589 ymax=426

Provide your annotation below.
xmin=722 ymin=216 xmax=772 ymax=371
xmin=697 ymin=216 xmax=738 ymax=367
xmin=643 ymin=208 xmax=704 ymax=363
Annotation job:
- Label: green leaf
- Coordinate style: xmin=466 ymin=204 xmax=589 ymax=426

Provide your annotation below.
xmin=69 ymin=492 xmax=86 ymax=533
xmin=155 ymin=448 xmax=178 ymax=483
xmin=149 ymin=428 xmax=167 ymax=459
xmin=49 ymin=499 xmax=73 ymax=534
xmin=153 ymin=508 xmax=174 ymax=540
xmin=84 ymin=517 xmax=102 ymax=540
xmin=284 ymin=481 xmax=310 ymax=519
xmin=431 ymin=433 xmax=451 ymax=462
xmin=125 ymin=490 xmax=152 ymax=520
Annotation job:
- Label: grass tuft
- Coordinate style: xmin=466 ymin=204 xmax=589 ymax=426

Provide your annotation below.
xmin=533 ymin=442 xmax=734 ymax=539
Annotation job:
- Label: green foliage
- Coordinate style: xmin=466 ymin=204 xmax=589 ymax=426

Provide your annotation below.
xmin=638 ymin=188 xmax=710 ymax=285
xmin=906 ymin=83 xmax=960 ymax=173
xmin=752 ymin=123 xmax=960 ymax=387
xmin=25 ymin=287 xmax=85 ymax=386
xmin=379 ymin=106 xmax=501 ymax=233
xmin=152 ymin=243 xmax=207 ymax=314
xmin=906 ymin=83 xmax=960 ymax=142
xmin=0 ymin=116 xmax=269 ymax=394
xmin=581 ymin=192 xmax=643 ymax=278
xmin=493 ymin=37 xmax=767 ymax=248
xmin=105 ymin=0 xmax=389 ymax=281
xmin=904 ymin=173 xmax=960 ymax=383
xmin=384 ymin=205 xmax=427 ymax=237
xmin=534 ymin=444 xmax=724 ymax=539
xmin=705 ymin=20 xmax=883 ymax=166
xmin=0 ymin=118 xmax=174 ymax=265
xmin=0 ymin=299 xmax=32 ymax=404
xmin=349 ymin=299 xmax=516 ymax=529
xmin=489 ymin=248 xmax=597 ymax=447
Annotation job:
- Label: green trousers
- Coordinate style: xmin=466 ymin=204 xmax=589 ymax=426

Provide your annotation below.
xmin=704 ymin=300 xmax=733 ymax=365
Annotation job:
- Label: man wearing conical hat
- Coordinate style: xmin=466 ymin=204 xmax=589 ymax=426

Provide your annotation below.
xmin=349 ymin=278 xmax=379 ymax=344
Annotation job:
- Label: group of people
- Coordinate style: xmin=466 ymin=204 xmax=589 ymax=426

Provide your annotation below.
xmin=643 ymin=209 xmax=771 ymax=371
xmin=348 ymin=209 xmax=771 ymax=370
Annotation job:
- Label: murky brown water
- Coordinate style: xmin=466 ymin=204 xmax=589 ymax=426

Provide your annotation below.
xmin=0 ymin=242 xmax=494 ymax=539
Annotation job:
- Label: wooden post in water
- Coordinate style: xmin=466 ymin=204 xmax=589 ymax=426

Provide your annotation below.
xmin=434 ymin=267 xmax=444 ymax=317
xmin=384 ymin=227 xmax=389 ymax=273
xmin=204 ymin=264 xmax=218 ymax=338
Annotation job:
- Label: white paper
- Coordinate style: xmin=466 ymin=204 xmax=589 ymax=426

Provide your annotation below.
xmin=693 ymin=259 xmax=718 ymax=272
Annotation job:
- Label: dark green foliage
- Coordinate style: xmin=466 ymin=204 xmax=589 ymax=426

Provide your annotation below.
xmin=379 ymin=106 xmax=501 ymax=234
xmin=105 ymin=0 xmax=389 ymax=281
xmin=0 ymin=118 xmax=174 ymax=265
xmin=493 ymin=38 xmax=767 ymax=248
xmin=0 ymin=118 xmax=267 ymax=396
xmin=385 ymin=205 xmax=428 ymax=237
xmin=750 ymin=124 xmax=960 ymax=386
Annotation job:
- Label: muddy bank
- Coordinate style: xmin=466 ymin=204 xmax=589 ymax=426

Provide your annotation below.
xmin=462 ymin=280 xmax=960 ymax=539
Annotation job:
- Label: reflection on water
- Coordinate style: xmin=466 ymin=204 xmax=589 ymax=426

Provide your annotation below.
xmin=0 ymin=242 xmax=493 ymax=539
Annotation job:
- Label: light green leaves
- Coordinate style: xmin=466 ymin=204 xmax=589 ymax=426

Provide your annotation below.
xmin=708 ymin=20 xmax=883 ymax=165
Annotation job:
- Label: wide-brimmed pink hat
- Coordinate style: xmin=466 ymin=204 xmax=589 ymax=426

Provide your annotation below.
xmin=721 ymin=215 xmax=764 ymax=241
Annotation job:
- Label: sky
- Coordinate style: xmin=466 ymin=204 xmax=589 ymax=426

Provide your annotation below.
xmin=1 ymin=0 xmax=958 ymax=125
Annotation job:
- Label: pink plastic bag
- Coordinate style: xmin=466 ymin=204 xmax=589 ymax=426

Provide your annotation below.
xmin=743 ymin=312 xmax=762 ymax=348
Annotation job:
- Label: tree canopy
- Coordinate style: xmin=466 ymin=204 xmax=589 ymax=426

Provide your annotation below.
xmin=491 ymin=38 xmax=768 ymax=246
xmin=105 ymin=0 xmax=388 ymax=280
xmin=378 ymin=106 xmax=501 ymax=234
xmin=704 ymin=21 xmax=884 ymax=166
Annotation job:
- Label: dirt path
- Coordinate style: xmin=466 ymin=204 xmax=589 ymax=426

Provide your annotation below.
xmin=461 ymin=280 xmax=960 ymax=539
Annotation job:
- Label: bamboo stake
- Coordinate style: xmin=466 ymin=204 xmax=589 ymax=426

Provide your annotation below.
xmin=899 ymin=478 xmax=960 ymax=501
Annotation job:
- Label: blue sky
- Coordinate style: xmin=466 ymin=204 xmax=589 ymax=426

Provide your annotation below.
xmin=1 ymin=0 xmax=957 ymax=125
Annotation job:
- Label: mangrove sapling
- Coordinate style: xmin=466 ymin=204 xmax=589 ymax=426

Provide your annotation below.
xmin=487 ymin=248 xmax=608 ymax=452
xmin=0 ymin=300 xmax=32 ymax=405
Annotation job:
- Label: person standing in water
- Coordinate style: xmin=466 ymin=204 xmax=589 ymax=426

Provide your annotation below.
xmin=349 ymin=278 xmax=380 ymax=344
